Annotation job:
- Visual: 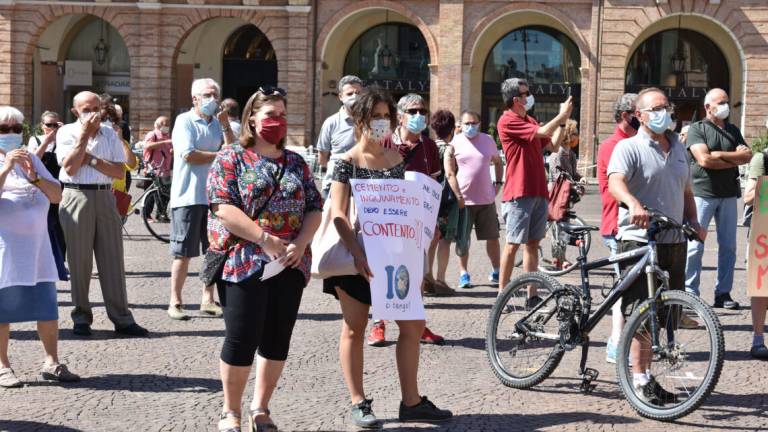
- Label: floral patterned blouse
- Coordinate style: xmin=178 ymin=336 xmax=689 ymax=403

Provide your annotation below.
xmin=207 ymin=145 xmax=323 ymax=284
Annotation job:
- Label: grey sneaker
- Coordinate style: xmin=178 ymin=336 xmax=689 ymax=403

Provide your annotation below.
xmin=168 ymin=304 xmax=190 ymax=320
xmin=0 ymin=367 xmax=22 ymax=388
xmin=398 ymin=396 xmax=452 ymax=422
xmin=40 ymin=363 xmax=80 ymax=383
xmin=351 ymin=398 xmax=381 ymax=429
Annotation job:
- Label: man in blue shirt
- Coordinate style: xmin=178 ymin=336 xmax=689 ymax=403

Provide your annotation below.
xmin=168 ymin=78 xmax=224 ymax=320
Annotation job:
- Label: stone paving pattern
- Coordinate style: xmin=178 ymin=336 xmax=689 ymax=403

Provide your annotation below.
xmin=1 ymin=190 xmax=767 ymax=432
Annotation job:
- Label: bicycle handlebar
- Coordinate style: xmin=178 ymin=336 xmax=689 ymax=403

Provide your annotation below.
xmin=618 ymin=204 xmax=702 ymax=243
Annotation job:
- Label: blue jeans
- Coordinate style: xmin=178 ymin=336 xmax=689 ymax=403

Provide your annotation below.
xmin=685 ymin=196 xmax=737 ymax=297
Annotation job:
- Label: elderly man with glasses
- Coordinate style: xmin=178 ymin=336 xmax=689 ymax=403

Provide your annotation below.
xmin=167 ymin=78 xmax=231 ymax=321
xmin=56 ymin=91 xmax=148 ymax=337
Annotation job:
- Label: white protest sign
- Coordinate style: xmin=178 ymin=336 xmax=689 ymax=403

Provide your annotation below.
xmin=405 ymin=171 xmax=442 ymax=242
xmin=350 ymin=178 xmax=426 ymax=320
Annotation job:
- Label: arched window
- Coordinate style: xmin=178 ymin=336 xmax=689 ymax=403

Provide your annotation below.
xmin=344 ymin=23 xmax=430 ymax=98
xmin=222 ymin=25 xmax=278 ymax=110
xmin=482 ymin=26 xmax=581 ymax=130
xmin=626 ymin=29 xmax=729 ymax=125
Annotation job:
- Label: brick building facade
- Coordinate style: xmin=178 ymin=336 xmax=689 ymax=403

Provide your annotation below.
xmin=0 ymin=0 xmax=766 ymax=172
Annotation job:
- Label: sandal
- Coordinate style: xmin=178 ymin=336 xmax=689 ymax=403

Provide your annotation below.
xmin=249 ymin=408 xmax=278 ymax=432
xmin=218 ymin=411 xmax=241 ymax=432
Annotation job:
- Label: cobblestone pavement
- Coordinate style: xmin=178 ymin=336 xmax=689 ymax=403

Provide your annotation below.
xmin=1 ymin=190 xmax=767 ymax=432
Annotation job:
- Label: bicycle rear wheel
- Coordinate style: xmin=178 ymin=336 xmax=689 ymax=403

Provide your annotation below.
xmin=616 ymin=290 xmax=724 ymax=421
xmin=142 ymin=189 xmax=171 ymax=243
xmin=538 ymin=215 xmax=591 ymax=276
xmin=486 ymin=272 xmax=564 ymax=389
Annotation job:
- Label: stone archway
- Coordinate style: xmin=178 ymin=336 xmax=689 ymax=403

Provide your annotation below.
xmin=315 ymin=2 xmax=438 ymax=130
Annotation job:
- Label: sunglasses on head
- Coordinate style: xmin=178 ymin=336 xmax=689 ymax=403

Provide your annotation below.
xmin=44 ymin=123 xmax=59 ymax=129
xmin=405 ymin=108 xmax=428 ymax=116
xmin=0 ymin=124 xmax=23 ymax=134
xmin=258 ymin=85 xmax=286 ymax=96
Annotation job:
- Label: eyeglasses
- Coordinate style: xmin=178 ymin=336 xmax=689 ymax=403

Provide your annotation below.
xmin=640 ymin=105 xmax=672 ymax=114
xmin=517 ymin=91 xmax=531 ymax=98
xmin=43 ymin=123 xmax=59 ymax=129
xmin=258 ymin=85 xmax=286 ymax=96
xmin=405 ymin=108 xmax=428 ymax=116
xmin=0 ymin=124 xmax=23 ymax=134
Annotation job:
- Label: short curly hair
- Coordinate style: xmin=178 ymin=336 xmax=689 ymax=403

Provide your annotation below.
xmin=430 ymin=109 xmax=456 ymax=140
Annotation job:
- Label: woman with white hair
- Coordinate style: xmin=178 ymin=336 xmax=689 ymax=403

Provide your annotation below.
xmin=0 ymin=106 xmax=80 ymax=388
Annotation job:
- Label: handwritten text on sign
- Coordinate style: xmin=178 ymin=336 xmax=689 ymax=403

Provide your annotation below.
xmin=747 ymin=176 xmax=768 ymax=297
xmin=350 ymin=175 xmax=441 ymax=320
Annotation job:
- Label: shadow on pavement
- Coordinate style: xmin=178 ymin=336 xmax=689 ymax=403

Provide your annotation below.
xmin=381 ymin=411 xmax=640 ymax=431
xmin=296 ymin=312 xmax=342 ymax=321
xmin=424 ymin=303 xmax=491 ymax=310
xmin=27 ymin=373 xmax=221 ymax=393
xmin=0 ymin=420 xmax=82 ymax=432
xmin=10 ymin=329 xmax=224 ymax=341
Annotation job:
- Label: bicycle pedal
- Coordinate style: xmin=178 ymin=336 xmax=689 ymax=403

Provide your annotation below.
xmin=578 ymin=367 xmax=599 ymax=394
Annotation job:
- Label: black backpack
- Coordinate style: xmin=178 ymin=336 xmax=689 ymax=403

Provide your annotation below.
xmin=32 ymin=136 xmax=61 ymax=180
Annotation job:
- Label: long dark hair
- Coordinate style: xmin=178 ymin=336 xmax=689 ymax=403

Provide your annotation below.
xmin=239 ymin=91 xmax=287 ymax=149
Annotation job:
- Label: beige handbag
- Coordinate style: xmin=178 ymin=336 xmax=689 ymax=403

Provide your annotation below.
xmin=310 ymin=194 xmax=364 ymax=279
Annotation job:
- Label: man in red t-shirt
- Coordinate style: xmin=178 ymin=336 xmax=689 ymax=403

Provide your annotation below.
xmin=370 ymin=93 xmax=446 ymax=348
xmin=497 ymin=78 xmax=573 ymax=302
xmin=597 ymin=92 xmax=638 ymax=363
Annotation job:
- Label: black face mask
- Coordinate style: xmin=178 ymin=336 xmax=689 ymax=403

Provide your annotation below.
xmin=628 ymin=115 xmax=641 ymax=131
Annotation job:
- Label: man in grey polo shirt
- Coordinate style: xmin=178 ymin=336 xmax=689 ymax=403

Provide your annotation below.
xmin=608 ymin=87 xmax=706 ymax=405
xmin=317 ymin=75 xmax=363 ymax=196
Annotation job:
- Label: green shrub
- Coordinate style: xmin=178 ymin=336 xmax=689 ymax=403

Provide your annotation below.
xmin=752 ymin=135 xmax=768 ymax=154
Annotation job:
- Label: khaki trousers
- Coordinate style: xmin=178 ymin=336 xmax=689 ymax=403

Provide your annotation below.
xmin=59 ymin=188 xmax=135 ymax=327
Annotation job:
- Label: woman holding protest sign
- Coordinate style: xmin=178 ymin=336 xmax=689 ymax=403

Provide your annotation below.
xmin=744 ymin=152 xmax=768 ymax=360
xmin=322 ymin=88 xmax=453 ymax=428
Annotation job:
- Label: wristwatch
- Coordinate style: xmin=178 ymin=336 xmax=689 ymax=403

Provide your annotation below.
xmin=257 ymin=230 xmax=269 ymax=246
xmin=222 ymin=126 xmax=231 ymax=133
xmin=89 ymin=157 xmax=98 ymax=167
xmin=29 ymin=176 xmax=41 ymax=185
xmin=559 ymin=124 xmax=566 ymax=128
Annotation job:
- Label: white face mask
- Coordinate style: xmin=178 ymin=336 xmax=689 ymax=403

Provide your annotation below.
xmin=712 ymin=103 xmax=730 ymax=120
xmin=159 ymin=126 xmax=170 ymax=134
xmin=524 ymin=95 xmax=535 ymax=112
xmin=368 ymin=119 xmax=391 ymax=143
xmin=342 ymin=94 xmax=357 ymax=109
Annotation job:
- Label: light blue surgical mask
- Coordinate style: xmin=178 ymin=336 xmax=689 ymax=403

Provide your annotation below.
xmin=462 ymin=124 xmax=479 ymax=138
xmin=0 ymin=134 xmax=23 ymax=153
xmin=199 ymin=96 xmax=219 ymax=117
xmin=406 ymin=113 xmax=426 ymax=134
xmin=645 ymin=110 xmax=671 ymax=134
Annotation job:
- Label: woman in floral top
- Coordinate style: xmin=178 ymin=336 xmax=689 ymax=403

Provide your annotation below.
xmin=207 ymin=88 xmax=322 ymax=432
xmin=323 ymin=89 xmax=452 ymax=428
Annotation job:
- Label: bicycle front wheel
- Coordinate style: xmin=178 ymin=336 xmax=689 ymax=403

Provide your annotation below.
xmin=142 ymin=189 xmax=171 ymax=243
xmin=616 ymin=290 xmax=724 ymax=421
xmin=486 ymin=272 xmax=564 ymax=389
xmin=538 ymin=215 xmax=591 ymax=276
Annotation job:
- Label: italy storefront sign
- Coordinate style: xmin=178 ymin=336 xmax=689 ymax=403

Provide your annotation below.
xmin=362 ymin=79 xmax=430 ymax=93
xmin=747 ymin=176 xmax=768 ymax=297
xmin=349 ymin=173 xmax=441 ymax=320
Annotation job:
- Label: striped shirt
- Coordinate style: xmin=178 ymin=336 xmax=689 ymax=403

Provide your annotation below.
xmin=55 ymin=122 xmax=127 ymax=185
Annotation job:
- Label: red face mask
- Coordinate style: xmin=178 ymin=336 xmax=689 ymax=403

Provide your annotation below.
xmin=258 ymin=116 xmax=287 ymax=145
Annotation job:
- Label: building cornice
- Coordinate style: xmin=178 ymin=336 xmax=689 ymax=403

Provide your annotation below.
xmin=0 ymin=0 xmax=310 ymax=12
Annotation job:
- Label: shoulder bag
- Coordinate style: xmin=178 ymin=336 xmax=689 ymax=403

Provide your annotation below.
xmin=310 ymin=162 xmax=365 ymax=279
xmin=200 ymin=155 xmax=287 ymax=286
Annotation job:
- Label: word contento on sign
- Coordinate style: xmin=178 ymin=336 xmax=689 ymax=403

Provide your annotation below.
xmin=747 ymin=176 xmax=768 ymax=297
xmin=350 ymin=173 xmax=441 ymax=320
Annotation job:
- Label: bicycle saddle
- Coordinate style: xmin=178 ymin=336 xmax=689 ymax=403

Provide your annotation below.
xmin=558 ymin=222 xmax=599 ymax=234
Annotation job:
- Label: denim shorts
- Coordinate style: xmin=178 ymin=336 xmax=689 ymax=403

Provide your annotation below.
xmin=501 ymin=196 xmax=548 ymax=244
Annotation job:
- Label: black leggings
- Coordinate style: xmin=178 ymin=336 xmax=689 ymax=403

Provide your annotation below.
xmin=218 ymin=268 xmax=305 ymax=366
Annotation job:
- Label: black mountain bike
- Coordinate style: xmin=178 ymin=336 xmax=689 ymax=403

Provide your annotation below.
xmin=486 ymin=208 xmax=724 ymax=421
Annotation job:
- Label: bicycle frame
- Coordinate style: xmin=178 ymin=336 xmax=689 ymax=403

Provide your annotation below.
xmin=516 ymin=227 xmax=669 ymax=351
